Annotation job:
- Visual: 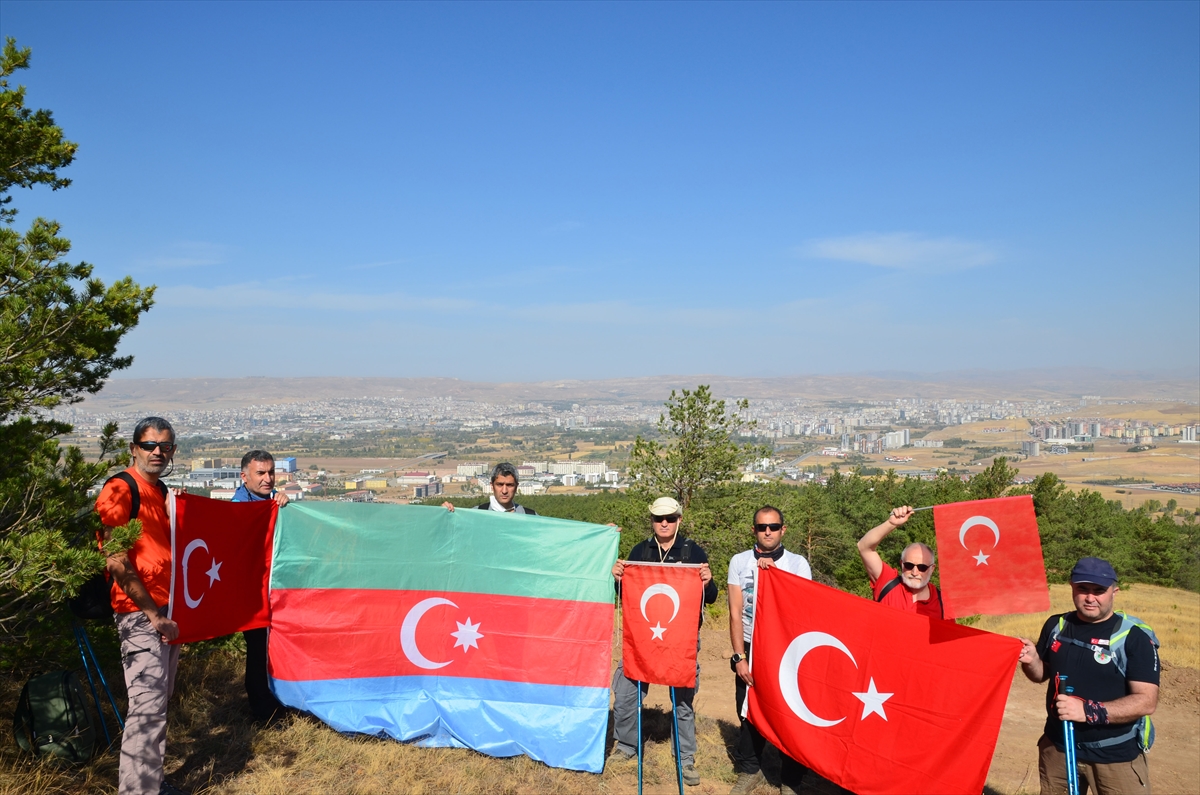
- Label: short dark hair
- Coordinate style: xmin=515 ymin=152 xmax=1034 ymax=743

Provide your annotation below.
xmin=491 ymin=462 xmax=519 ymax=484
xmin=241 ymin=450 xmax=275 ymax=470
xmin=754 ymin=505 xmax=785 ymax=525
xmin=132 ymin=416 xmax=175 ymax=445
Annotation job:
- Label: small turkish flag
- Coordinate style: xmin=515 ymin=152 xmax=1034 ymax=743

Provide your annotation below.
xmin=621 ymin=563 xmax=703 ymax=687
xmin=168 ymin=493 xmax=278 ymax=644
xmin=933 ymin=495 xmax=1049 ymax=619
xmin=747 ymin=568 xmax=1020 ymax=795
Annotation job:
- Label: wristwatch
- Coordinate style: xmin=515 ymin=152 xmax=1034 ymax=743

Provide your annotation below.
xmin=730 ymin=653 xmax=745 ymax=671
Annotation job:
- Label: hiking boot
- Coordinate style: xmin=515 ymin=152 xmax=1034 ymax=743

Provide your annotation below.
xmin=729 ymin=770 xmax=766 ymax=795
xmin=682 ymin=763 xmax=700 ymax=786
xmin=608 ymin=745 xmax=635 ymax=763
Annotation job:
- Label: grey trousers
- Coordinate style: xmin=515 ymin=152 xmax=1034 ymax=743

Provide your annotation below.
xmin=116 ymin=610 xmax=180 ymax=795
xmin=611 ymin=653 xmax=701 ymax=766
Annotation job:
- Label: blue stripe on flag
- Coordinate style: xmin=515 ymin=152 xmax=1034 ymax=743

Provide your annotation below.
xmin=272 ymin=674 xmax=610 ymax=773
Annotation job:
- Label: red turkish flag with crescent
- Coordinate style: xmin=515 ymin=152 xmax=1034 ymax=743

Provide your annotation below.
xmin=747 ymin=568 xmax=1019 ymax=795
xmin=168 ymin=494 xmax=278 ymax=644
xmin=933 ymin=495 xmax=1049 ymax=619
xmin=621 ymin=563 xmax=703 ymax=687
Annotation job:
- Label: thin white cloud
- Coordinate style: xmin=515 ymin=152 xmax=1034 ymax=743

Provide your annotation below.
xmin=134 ymin=241 xmax=232 ymax=270
xmin=799 ymin=233 xmax=998 ymax=272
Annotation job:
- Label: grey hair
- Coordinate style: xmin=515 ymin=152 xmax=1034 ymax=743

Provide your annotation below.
xmin=132 ymin=416 xmax=175 ymax=444
xmin=490 ymin=462 xmax=519 ymax=484
xmin=241 ymin=449 xmax=275 ymax=470
xmin=901 ymin=542 xmax=935 ymax=564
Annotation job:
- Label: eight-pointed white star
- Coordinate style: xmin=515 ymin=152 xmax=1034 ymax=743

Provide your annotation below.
xmin=206 ymin=559 xmax=222 ymax=586
xmin=852 ymin=678 xmax=893 ymax=721
xmin=650 ymin=622 xmax=666 ymax=640
xmin=973 ymin=550 xmax=990 ymax=566
xmin=451 ymin=618 xmax=484 ymax=652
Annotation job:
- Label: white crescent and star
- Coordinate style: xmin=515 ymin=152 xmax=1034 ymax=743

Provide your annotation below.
xmin=400 ymin=597 xmax=486 ymax=670
xmin=958 ymin=515 xmax=1001 ymax=566
xmin=640 ymin=583 xmax=681 ymax=641
xmin=778 ymin=631 xmax=893 ymax=727
xmin=181 ymin=538 xmax=221 ymax=609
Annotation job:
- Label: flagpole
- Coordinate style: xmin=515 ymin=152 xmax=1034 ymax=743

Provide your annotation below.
xmin=670 ymin=687 xmax=684 ymax=795
xmin=911 ymin=505 xmax=934 ymax=512
xmin=636 ymin=687 xmax=643 ymax=795
xmin=1060 ymin=676 xmax=1079 ymax=795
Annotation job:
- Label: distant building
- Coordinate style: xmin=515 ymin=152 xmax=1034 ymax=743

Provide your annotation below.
xmin=517 ymin=482 xmax=545 ymax=496
xmin=275 ymin=457 xmax=297 ymax=473
xmin=549 ymin=461 xmax=576 ymax=475
xmin=1021 ymin=440 xmax=1040 ymax=457
xmin=363 ymin=478 xmax=389 ymax=490
xmin=209 ymin=488 xmax=236 ymax=501
xmin=457 ymin=463 xmax=487 ymax=477
xmin=397 ymin=472 xmax=436 ymax=485
xmin=413 ymin=482 xmax=443 ymax=499
xmin=1182 ymin=426 xmax=1198 ymax=443
xmin=340 ymin=490 xmax=375 ymax=502
xmin=913 ymin=440 xmax=943 ymax=448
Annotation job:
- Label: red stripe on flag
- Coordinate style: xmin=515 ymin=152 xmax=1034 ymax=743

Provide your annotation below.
xmin=269 ymin=588 xmax=614 ymax=688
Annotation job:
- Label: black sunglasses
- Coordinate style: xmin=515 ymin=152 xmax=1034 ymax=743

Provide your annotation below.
xmin=653 ymin=514 xmax=680 ymax=523
xmin=134 ymin=441 xmax=176 ymax=453
xmin=753 ymin=523 xmax=783 ymax=532
xmin=902 ymin=561 xmax=932 ymax=573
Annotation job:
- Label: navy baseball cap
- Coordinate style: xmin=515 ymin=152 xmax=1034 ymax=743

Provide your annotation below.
xmin=1070 ymin=557 xmax=1117 ymax=588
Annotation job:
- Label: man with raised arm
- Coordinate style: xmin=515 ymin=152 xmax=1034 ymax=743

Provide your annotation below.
xmin=1018 ymin=557 xmax=1159 ymax=795
xmin=94 ymin=417 xmax=184 ymax=795
xmin=727 ymin=505 xmax=811 ymax=795
xmin=608 ymin=496 xmax=717 ymax=787
xmin=856 ymin=505 xmax=946 ymax=620
xmin=231 ymin=450 xmax=288 ymax=722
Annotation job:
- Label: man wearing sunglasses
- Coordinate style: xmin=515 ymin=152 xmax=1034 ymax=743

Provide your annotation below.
xmin=231 ymin=450 xmax=289 ymax=723
xmin=609 ymin=496 xmax=717 ymax=786
xmin=726 ymin=506 xmax=811 ymax=795
xmin=856 ymin=505 xmax=945 ymax=620
xmin=94 ymin=417 xmax=185 ymax=795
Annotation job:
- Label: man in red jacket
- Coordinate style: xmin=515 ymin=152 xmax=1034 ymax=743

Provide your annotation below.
xmin=95 ymin=417 xmax=184 ymax=795
xmin=857 ymin=505 xmax=947 ymax=621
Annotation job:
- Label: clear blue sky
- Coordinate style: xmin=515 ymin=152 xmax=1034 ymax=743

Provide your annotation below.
xmin=3 ymin=1 xmax=1197 ymax=382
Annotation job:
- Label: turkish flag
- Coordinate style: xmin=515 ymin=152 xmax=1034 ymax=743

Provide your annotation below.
xmin=747 ymin=568 xmax=1020 ymax=795
xmin=168 ymin=493 xmax=278 ymax=644
xmin=933 ymin=495 xmax=1049 ymax=619
xmin=620 ymin=563 xmax=703 ymax=687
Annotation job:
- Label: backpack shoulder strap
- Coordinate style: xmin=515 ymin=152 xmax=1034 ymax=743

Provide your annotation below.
xmin=1113 ymin=611 xmax=1160 ymax=648
xmin=933 ymin=584 xmax=945 ymax=619
xmin=681 ymin=539 xmax=693 ymax=564
xmin=105 ymin=471 xmax=141 ymax=520
xmin=876 ymin=575 xmax=904 ymax=602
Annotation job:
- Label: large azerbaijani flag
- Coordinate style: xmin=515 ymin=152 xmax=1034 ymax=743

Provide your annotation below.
xmin=267 ymin=502 xmax=620 ymax=773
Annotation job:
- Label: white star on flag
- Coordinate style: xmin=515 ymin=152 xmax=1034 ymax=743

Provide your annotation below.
xmin=852 ymin=677 xmax=893 ymax=721
xmin=973 ymin=550 xmax=990 ymax=566
xmin=650 ymin=622 xmax=666 ymax=640
xmin=451 ymin=618 xmax=484 ymax=652
xmin=206 ymin=559 xmax=222 ymax=586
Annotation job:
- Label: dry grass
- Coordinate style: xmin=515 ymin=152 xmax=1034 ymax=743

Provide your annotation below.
xmin=975 ymin=583 xmax=1200 ymax=670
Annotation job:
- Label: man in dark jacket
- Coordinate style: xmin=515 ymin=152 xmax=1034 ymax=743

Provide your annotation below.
xmin=443 ymin=462 xmax=538 ymax=515
xmin=609 ymin=496 xmax=717 ymax=786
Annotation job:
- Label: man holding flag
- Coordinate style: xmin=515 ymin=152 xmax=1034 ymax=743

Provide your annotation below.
xmin=727 ymin=506 xmax=811 ymax=795
xmin=857 ymin=505 xmax=946 ymax=620
xmin=610 ymin=496 xmax=717 ymax=786
xmin=1019 ymin=557 xmax=1159 ymax=795
xmin=231 ymin=449 xmax=289 ymax=722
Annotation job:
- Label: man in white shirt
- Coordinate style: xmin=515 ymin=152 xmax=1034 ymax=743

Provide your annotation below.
xmin=726 ymin=505 xmax=811 ymax=795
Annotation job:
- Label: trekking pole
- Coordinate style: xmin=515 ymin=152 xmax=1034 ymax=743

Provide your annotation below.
xmin=73 ymin=626 xmax=112 ymax=746
xmin=670 ymin=687 xmax=684 ymax=795
xmin=637 ymin=686 xmax=643 ymax=795
xmin=79 ymin=622 xmax=124 ymax=730
xmin=1060 ymin=675 xmax=1079 ymax=795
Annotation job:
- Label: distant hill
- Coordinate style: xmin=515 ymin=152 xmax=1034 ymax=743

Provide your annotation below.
xmin=78 ymin=368 xmax=1199 ymax=412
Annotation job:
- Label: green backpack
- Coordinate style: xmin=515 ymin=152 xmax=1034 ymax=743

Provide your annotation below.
xmin=12 ymin=671 xmax=97 ymax=764
xmin=1049 ymin=611 xmax=1159 ymax=752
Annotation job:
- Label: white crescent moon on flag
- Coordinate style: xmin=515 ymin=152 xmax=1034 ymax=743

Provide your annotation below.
xmin=400 ymin=597 xmax=457 ymax=670
xmin=182 ymin=538 xmax=209 ymax=609
xmin=958 ymin=516 xmax=1001 ymax=550
xmin=640 ymin=583 xmax=681 ymax=624
xmin=778 ymin=631 xmax=858 ymax=727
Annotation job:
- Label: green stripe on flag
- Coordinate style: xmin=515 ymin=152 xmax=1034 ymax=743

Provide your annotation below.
xmin=271 ymin=502 xmax=620 ymax=604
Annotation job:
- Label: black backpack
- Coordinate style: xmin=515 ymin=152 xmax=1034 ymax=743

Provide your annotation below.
xmin=12 ymin=671 xmax=97 ymax=764
xmin=876 ymin=575 xmax=945 ymax=619
xmin=68 ymin=471 xmax=168 ymax=621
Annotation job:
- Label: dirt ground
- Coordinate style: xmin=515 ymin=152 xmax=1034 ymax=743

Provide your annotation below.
xmin=618 ymin=623 xmax=1200 ymax=795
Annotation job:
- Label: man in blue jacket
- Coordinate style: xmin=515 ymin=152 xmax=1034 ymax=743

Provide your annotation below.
xmin=232 ymin=450 xmax=289 ymax=721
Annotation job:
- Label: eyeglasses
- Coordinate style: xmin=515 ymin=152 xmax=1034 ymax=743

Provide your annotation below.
xmin=901 ymin=561 xmax=932 ymax=573
xmin=134 ymin=441 xmax=176 ymax=453
xmin=754 ymin=523 xmax=783 ymax=532
xmin=653 ymin=515 xmax=680 ymax=523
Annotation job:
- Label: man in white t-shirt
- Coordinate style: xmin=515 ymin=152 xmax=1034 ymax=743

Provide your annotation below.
xmin=726 ymin=505 xmax=811 ymax=795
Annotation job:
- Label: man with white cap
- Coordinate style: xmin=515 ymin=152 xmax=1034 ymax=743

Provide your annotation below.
xmin=609 ymin=496 xmax=718 ymax=786
xmin=1019 ymin=557 xmax=1159 ymax=795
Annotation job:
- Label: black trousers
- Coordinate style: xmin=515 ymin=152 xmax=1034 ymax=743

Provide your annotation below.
xmin=244 ymin=627 xmax=283 ymax=720
xmin=733 ymin=642 xmax=805 ymax=787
